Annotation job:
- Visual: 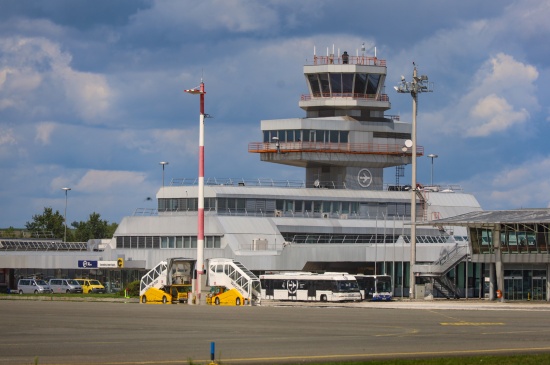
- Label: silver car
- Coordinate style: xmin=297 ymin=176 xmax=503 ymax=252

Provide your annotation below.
xmin=49 ymin=279 xmax=83 ymax=294
xmin=17 ymin=278 xmax=53 ymax=294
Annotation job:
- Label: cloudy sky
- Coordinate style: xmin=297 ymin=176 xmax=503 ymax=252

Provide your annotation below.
xmin=1 ymin=0 xmax=549 ymax=228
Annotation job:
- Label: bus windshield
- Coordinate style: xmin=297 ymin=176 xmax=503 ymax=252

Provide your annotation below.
xmin=335 ymin=280 xmax=359 ymax=293
xmin=376 ymin=277 xmax=392 ymax=293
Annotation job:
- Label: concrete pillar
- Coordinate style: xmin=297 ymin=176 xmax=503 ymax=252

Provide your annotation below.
xmin=547 ymin=264 xmax=550 ymax=302
xmin=494 ymin=226 xmax=504 ymax=302
xmin=489 ymin=263 xmax=495 ymax=301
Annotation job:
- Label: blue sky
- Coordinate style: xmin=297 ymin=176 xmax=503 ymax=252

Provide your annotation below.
xmin=1 ymin=0 xmax=549 ymax=228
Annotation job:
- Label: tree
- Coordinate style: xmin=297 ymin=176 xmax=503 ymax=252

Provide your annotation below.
xmin=71 ymin=212 xmax=117 ymax=242
xmin=25 ymin=207 xmax=66 ymax=238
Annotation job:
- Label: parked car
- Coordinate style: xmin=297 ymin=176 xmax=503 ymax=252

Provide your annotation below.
xmin=17 ymin=278 xmax=53 ymax=294
xmin=74 ymin=278 xmax=106 ymax=294
xmin=49 ymin=279 xmax=83 ymax=294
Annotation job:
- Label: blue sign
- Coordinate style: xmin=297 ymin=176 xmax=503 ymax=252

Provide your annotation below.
xmin=78 ymin=260 xmax=98 ymax=268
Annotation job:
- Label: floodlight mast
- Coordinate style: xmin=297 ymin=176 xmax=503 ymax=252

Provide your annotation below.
xmin=395 ymin=65 xmax=432 ymax=299
xmin=184 ymin=81 xmax=206 ymax=305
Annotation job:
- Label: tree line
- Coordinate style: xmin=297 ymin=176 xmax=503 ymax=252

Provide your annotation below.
xmin=5 ymin=207 xmax=119 ymax=242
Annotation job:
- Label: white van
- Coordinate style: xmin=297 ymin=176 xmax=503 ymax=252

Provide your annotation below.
xmin=49 ymin=279 xmax=83 ymax=294
xmin=17 ymin=278 xmax=53 ymax=294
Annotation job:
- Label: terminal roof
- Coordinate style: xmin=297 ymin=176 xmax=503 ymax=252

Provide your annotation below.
xmin=420 ymin=209 xmax=550 ymax=227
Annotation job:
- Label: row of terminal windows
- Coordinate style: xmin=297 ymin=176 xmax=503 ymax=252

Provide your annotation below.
xmin=116 ymin=236 xmax=221 ymax=249
xmin=307 ymin=73 xmax=381 ymax=96
xmin=469 ymin=226 xmax=550 ymax=254
xmin=159 ymin=197 xmax=413 ymax=218
xmin=263 ymin=130 xmax=349 ymax=143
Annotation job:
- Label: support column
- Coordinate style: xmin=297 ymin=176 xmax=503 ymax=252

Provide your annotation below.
xmin=547 ymin=264 xmax=550 ymax=302
xmin=489 ymin=263 xmax=495 ymax=301
xmin=494 ymin=226 xmax=504 ymax=302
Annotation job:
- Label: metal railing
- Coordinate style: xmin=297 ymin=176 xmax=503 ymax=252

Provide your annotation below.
xmin=311 ymin=55 xmax=386 ymax=67
xmin=248 ymin=141 xmax=424 ymax=156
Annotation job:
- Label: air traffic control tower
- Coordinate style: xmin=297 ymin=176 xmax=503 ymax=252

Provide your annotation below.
xmin=249 ymin=48 xmax=422 ymax=190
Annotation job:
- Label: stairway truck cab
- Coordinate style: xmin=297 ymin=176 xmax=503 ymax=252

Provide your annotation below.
xmin=206 ymin=286 xmax=245 ymax=306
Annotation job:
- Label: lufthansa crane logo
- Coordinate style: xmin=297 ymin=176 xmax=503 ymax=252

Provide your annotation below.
xmin=357 ymin=168 xmax=373 ymax=188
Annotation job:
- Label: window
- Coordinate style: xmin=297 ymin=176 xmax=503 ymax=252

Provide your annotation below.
xmin=330 ymin=73 xmax=342 ymax=94
xmin=354 ymin=73 xmax=367 ymax=95
xmin=342 ymin=73 xmax=354 ymax=93
xmin=308 ymin=74 xmax=321 ymax=96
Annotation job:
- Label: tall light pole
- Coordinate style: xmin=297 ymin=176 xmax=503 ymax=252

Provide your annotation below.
xmin=159 ymin=161 xmax=169 ymax=187
xmin=427 ymin=154 xmax=438 ymax=186
xmin=184 ymin=80 xmax=206 ymax=305
xmin=395 ymin=64 xmax=432 ymax=299
xmin=61 ymin=187 xmax=71 ymax=242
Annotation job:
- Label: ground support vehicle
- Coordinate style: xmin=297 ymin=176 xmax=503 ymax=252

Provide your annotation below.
xmin=260 ymin=272 xmax=362 ymax=302
xmin=141 ymin=287 xmax=171 ymax=304
xmin=141 ymin=284 xmax=192 ymax=304
xmin=168 ymin=284 xmax=192 ymax=303
xmin=49 ymin=279 xmax=83 ymax=294
xmin=206 ymin=286 xmax=245 ymax=306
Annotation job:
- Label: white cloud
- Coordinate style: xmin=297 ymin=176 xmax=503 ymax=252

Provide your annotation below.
xmin=75 ymin=170 xmax=147 ymax=193
xmin=466 ymin=94 xmax=529 ymax=136
xmin=0 ymin=36 xmax=113 ymax=124
xmin=463 ymin=156 xmax=550 ymax=209
xmin=424 ymin=53 xmax=539 ymax=138
xmin=0 ymin=127 xmax=16 ymax=146
xmin=35 ymin=122 xmax=57 ymax=145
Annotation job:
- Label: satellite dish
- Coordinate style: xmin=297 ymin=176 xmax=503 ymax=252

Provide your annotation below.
xmin=405 ymin=140 xmax=413 ymax=148
xmin=314 ymin=179 xmax=320 ymax=188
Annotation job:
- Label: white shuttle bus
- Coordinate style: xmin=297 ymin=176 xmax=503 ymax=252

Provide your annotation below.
xmin=260 ymin=272 xmax=361 ymax=302
xmin=354 ymin=274 xmax=393 ymax=301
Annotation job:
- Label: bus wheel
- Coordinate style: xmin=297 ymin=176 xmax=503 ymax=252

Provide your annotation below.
xmin=162 ymin=296 xmax=168 ymax=304
xmin=320 ymin=294 xmax=327 ymax=302
xmin=141 ymin=296 xmax=147 ymax=304
xmin=236 ymin=297 xmax=241 ymax=306
xmin=215 ymin=297 xmax=220 ymax=305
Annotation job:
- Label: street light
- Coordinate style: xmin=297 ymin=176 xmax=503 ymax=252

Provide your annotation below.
xmin=427 ymin=154 xmax=438 ymax=186
xmin=184 ymin=80 xmax=206 ymax=305
xmin=61 ymin=187 xmax=71 ymax=242
xmin=159 ymin=161 xmax=169 ymax=187
xmin=395 ymin=64 xmax=433 ymax=299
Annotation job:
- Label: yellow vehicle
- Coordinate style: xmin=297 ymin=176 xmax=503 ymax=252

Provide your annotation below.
xmin=141 ymin=284 xmax=192 ymax=304
xmin=75 ymin=279 xmax=106 ymax=294
xmin=206 ymin=286 xmax=245 ymax=306
xmin=141 ymin=287 xmax=171 ymax=304
xmin=168 ymin=284 xmax=192 ymax=303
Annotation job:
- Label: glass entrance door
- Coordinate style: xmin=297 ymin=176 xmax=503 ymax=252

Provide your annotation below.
xmin=532 ymin=277 xmax=546 ymax=301
xmin=504 ymin=277 xmax=523 ymax=300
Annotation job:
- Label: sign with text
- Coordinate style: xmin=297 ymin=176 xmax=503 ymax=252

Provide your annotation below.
xmin=98 ymin=261 xmax=119 ymax=268
xmin=78 ymin=260 xmax=98 ymax=268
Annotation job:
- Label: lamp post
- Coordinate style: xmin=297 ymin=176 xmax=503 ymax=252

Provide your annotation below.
xmin=159 ymin=161 xmax=169 ymax=187
xmin=184 ymin=80 xmax=206 ymax=305
xmin=395 ymin=64 xmax=432 ymax=299
xmin=61 ymin=187 xmax=71 ymax=242
xmin=427 ymin=154 xmax=438 ymax=186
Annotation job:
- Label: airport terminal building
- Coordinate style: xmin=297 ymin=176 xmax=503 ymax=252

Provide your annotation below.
xmin=1 ymin=48 xmax=548 ymax=301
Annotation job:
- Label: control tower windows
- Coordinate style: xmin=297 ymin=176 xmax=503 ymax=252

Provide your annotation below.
xmin=308 ymin=74 xmax=321 ymax=97
xmin=319 ymin=74 xmax=330 ymax=95
xmin=330 ymin=73 xmax=342 ymax=94
xmin=367 ymin=74 xmax=381 ymax=94
xmin=354 ymin=74 xmax=367 ymax=95
xmin=342 ymin=74 xmax=354 ymax=94
xmin=263 ymin=129 xmax=349 ymax=143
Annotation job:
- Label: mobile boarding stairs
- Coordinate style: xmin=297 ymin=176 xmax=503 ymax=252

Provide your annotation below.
xmin=207 ymin=258 xmax=262 ymax=305
xmin=413 ymin=244 xmax=470 ymax=299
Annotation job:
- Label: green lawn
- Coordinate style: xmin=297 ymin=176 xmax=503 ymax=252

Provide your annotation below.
xmin=286 ymin=354 xmax=550 ymax=365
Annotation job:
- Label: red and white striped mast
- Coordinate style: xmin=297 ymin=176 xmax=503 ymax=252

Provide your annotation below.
xmin=184 ymin=80 xmax=206 ymax=304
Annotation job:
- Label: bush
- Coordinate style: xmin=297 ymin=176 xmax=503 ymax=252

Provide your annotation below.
xmin=125 ymin=280 xmax=141 ymax=297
